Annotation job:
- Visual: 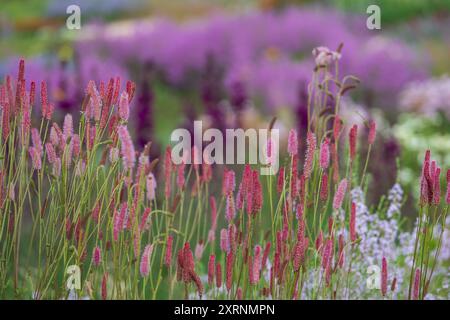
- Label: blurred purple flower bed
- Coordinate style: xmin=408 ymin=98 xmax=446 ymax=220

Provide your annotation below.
xmin=3 ymin=7 xmax=428 ymax=112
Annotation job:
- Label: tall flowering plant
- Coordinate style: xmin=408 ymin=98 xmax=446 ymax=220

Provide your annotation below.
xmin=0 ymin=50 xmax=447 ymax=300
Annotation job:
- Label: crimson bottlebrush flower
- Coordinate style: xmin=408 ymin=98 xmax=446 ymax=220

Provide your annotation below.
xmin=93 ymin=246 xmax=101 ymax=267
xmin=432 ymin=167 xmax=441 ymax=205
xmin=322 ymin=239 xmax=332 ymax=269
xmin=208 ymin=255 xmax=215 ymax=286
xmin=29 ymin=81 xmax=35 ymax=106
xmin=113 ymin=209 xmax=122 ymax=242
xmin=237 ymin=287 xmax=243 ymax=300
xmin=63 ymin=114 xmax=73 ymax=142
xmin=252 ymin=170 xmax=263 ymax=214
xmin=140 ymin=244 xmax=154 ymax=277
xmin=71 ymin=134 xmax=80 ymax=158
xmin=319 ymin=138 xmax=330 ymax=169
xmin=109 ymin=147 xmax=119 ymax=163
xmin=413 ymin=268 xmax=420 ymax=300
xmin=52 ymin=157 xmax=61 ymax=177
xmin=333 ymin=178 xmax=348 ymax=210
xmin=126 ymin=80 xmax=136 ymax=103
xmin=210 ymin=196 xmax=217 ymax=231
xmin=320 ymin=173 xmax=328 ymax=201
xmin=381 ymin=257 xmax=388 ymax=296
xmin=225 ymin=194 xmax=235 ymax=222
xmin=1 ymin=101 xmax=10 ymax=139
xmin=446 ymin=169 xmax=450 ymax=204
xmin=228 ymin=224 xmax=236 ymax=253
xmin=224 ymin=169 xmax=236 ymax=195
xmin=31 ymin=128 xmax=43 ymax=155
xmin=262 ymin=242 xmax=271 ymax=271
xmin=252 ymin=245 xmax=262 ymax=284
xmin=296 ymin=203 xmax=304 ymax=221
xmin=226 ymin=252 xmax=233 ymax=291
xmin=118 ymin=91 xmax=130 ymax=121
xmin=293 ymin=237 xmax=307 ymax=271
xmin=216 ymin=263 xmax=222 ymax=288
xmin=113 ymin=76 xmax=121 ymax=104
xmin=304 ymin=131 xmax=316 ymax=179
xmin=368 ymin=120 xmax=377 ymax=145
xmin=181 ymin=242 xmax=195 ymax=283
xmin=29 ymin=147 xmax=42 ymax=170
xmin=164 ymin=146 xmax=172 ymax=199
xmin=92 ymin=202 xmax=100 ymax=224
xmin=40 ymin=81 xmax=49 ymax=119
xmin=337 ymin=234 xmax=345 ymax=268
xmin=118 ymin=125 xmax=136 ymax=171
xmin=277 ymin=166 xmax=285 ymax=193
xmin=220 ymin=228 xmax=228 ymax=252
xmin=350 ymin=201 xmax=357 ymax=242
xmin=420 ymin=150 xmax=433 ymax=205
xmin=101 ymin=273 xmax=108 ymax=300
xmin=349 ymin=124 xmax=358 ymax=161
xmin=164 ymin=235 xmax=173 ymax=267
xmin=291 ymin=155 xmax=298 ymax=197
xmin=391 ymin=277 xmax=397 ymax=292
xmin=287 ymin=128 xmax=298 ymax=156
xmin=45 ymin=142 xmax=56 ymax=164
xmin=333 ymin=115 xmax=342 ymax=141
xmin=331 ymin=142 xmax=339 ymax=183
xmin=146 ymin=173 xmax=157 ymax=201
xmin=139 ymin=207 xmax=151 ymax=232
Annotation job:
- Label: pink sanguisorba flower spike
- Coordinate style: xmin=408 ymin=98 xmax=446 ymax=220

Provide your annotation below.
xmin=350 ymin=202 xmax=357 ymax=242
xmin=117 ymin=125 xmax=136 ymax=171
xmin=216 ymin=263 xmax=222 ymax=288
xmin=140 ymin=244 xmax=154 ymax=277
xmin=413 ymin=268 xmax=421 ymax=300
xmin=287 ymin=128 xmax=298 ymax=156
xmin=31 ymin=128 xmax=43 ymax=155
xmin=277 ymin=166 xmax=285 ymax=194
xmin=237 ymin=287 xmax=243 ymax=300
xmin=368 ymin=120 xmax=377 ymax=145
xmin=381 ymin=257 xmax=388 ymax=296
xmin=261 ymin=242 xmax=271 ymax=271
xmin=225 ymin=194 xmax=235 ymax=222
xmin=432 ymin=167 xmax=441 ymax=205
xmin=101 ymin=273 xmax=108 ymax=300
xmin=252 ymin=245 xmax=262 ymax=284
xmin=118 ymin=91 xmax=129 ymax=121
xmin=208 ymin=255 xmax=215 ymax=286
xmin=220 ymin=228 xmax=228 ymax=252
xmin=446 ymin=169 xmax=450 ymax=204
xmin=52 ymin=157 xmax=61 ymax=177
xmin=146 ymin=173 xmax=157 ymax=201
xmin=93 ymin=246 xmax=101 ymax=267
xmin=210 ymin=196 xmax=217 ymax=231
xmin=29 ymin=81 xmax=36 ymax=106
xmin=349 ymin=124 xmax=358 ymax=161
xmin=164 ymin=147 xmax=172 ymax=199
xmin=71 ymin=134 xmax=80 ymax=158
xmin=252 ymin=170 xmax=263 ymax=215
xmin=226 ymin=252 xmax=233 ymax=292
xmin=40 ymin=81 xmax=49 ymax=119
xmin=29 ymin=147 xmax=41 ymax=170
xmin=139 ymin=207 xmax=151 ymax=232
xmin=63 ymin=114 xmax=73 ymax=143
xmin=164 ymin=235 xmax=173 ymax=267
xmin=333 ymin=178 xmax=348 ymax=210
xmin=304 ymin=131 xmax=316 ymax=179
xmin=319 ymin=138 xmax=330 ymax=169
